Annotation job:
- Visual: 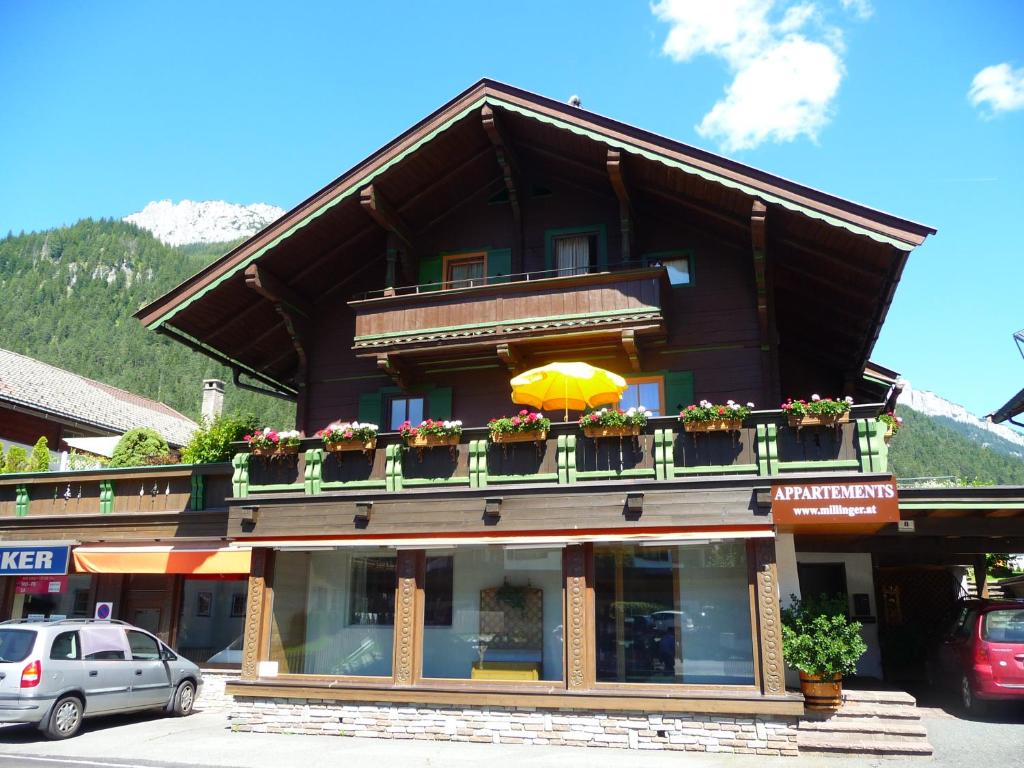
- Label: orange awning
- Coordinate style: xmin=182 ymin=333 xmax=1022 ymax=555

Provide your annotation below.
xmin=73 ymin=546 xmax=251 ymax=575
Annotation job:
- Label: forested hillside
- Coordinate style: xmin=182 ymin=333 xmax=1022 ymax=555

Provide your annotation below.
xmin=0 ymin=220 xmax=293 ymax=426
xmin=889 ymin=407 xmax=1024 ymax=484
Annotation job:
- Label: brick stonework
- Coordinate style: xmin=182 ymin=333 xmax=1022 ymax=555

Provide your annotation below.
xmin=195 ymin=672 xmax=240 ymax=710
xmin=229 ymin=697 xmax=799 ymax=756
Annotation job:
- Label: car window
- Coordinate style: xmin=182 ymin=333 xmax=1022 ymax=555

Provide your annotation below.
xmin=955 ymin=610 xmax=978 ymax=639
xmin=50 ymin=631 xmax=80 ymax=660
xmin=0 ymin=629 xmax=36 ymax=663
xmin=982 ymin=609 xmax=1024 ymax=643
xmin=126 ymin=630 xmax=161 ymax=661
xmin=81 ymin=626 xmax=130 ymax=661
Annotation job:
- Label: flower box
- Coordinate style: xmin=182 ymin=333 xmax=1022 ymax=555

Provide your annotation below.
xmin=683 ymin=419 xmax=744 ymax=433
xmin=250 ymin=444 xmax=299 ymax=458
xmin=787 ymin=413 xmax=850 ymax=428
xmin=883 ymin=424 xmax=894 ymax=444
xmin=582 ymin=425 xmax=641 ymax=439
xmin=406 ymin=433 xmax=461 ymax=449
xmin=325 ymin=438 xmax=377 ymax=453
xmin=491 ymin=429 xmax=547 ymax=444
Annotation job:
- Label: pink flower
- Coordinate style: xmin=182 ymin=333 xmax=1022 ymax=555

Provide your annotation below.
xmin=527 ymin=413 xmax=537 ymax=422
xmin=519 ymin=409 xmax=528 ymax=417
xmin=511 ymin=416 xmax=521 ymax=426
xmin=243 ymin=434 xmax=251 ymax=441
xmin=344 ymin=430 xmax=353 ymax=439
xmin=589 ymin=413 xmax=599 ymax=422
xmin=687 ymin=404 xmax=697 ymax=411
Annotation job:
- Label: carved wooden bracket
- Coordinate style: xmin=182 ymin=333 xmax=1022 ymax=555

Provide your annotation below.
xmin=244 ymin=264 xmax=309 ymax=385
xmin=481 ymin=105 xmax=522 ymax=225
xmin=621 ymin=329 xmax=641 ymax=371
xmin=607 ymin=149 xmax=635 ymax=262
xmin=376 ymin=353 xmax=408 ymax=389
xmin=496 ymin=342 xmax=522 ymax=373
xmin=361 ymin=184 xmax=415 ymax=283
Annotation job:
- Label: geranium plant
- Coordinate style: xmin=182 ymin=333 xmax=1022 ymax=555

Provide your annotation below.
xmin=399 ymin=418 xmax=463 ymax=441
xmin=245 ymin=427 xmax=302 ymax=453
xmin=488 ymin=410 xmax=551 ymax=437
xmin=579 ymin=406 xmax=651 ymax=429
xmin=781 ymin=395 xmax=853 ymax=419
xmin=876 ymin=411 xmax=902 ymax=435
xmin=679 ymin=399 xmax=754 ymax=424
xmin=317 ymin=422 xmax=379 ymax=444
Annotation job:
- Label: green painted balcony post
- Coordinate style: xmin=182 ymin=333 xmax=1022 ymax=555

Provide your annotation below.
xmin=757 ymin=423 xmax=777 ymax=476
xmin=304 ymin=448 xmax=323 ymax=495
xmin=654 ymin=428 xmax=675 ymax=480
xmin=857 ymin=418 xmax=887 ymax=473
xmin=873 ymin=419 xmax=889 ymax=473
xmin=385 ymin=444 xmax=404 ymax=492
xmin=469 ymin=439 xmax=488 ymax=488
xmin=15 ymin=484 xmax=29 ymax=517
xmin=99 ymin=480 xmax=114 ymax=514
xmin=232 ymin=452 xmax=250 ymax=498
xmin=190 ymin=471 xmax=205 ymax=511
xmin=556 ymin=436 xmax=568 ymax=483
xmin=565 ymin=434 xmax=577 ymax=483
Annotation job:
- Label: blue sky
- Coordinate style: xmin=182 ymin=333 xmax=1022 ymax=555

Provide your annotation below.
xmin=1 ymin=0 xmax=1022 ymax=420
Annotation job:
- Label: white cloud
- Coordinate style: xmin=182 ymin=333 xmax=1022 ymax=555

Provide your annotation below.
xmin=968 ymin=63 xmax=1024 ymax=116
xmin=840 ymin=0 xmax=873 ymax=20
xmin=651 ymin=0 xmax=854 ymax=152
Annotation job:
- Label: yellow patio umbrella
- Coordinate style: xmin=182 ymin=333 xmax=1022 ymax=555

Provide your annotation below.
xmin=510 ymin=362 xmax=628 ymax=421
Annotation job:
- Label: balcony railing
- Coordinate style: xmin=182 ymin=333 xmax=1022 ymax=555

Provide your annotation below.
xmin=232 ymin=406 xmax=889 ymax=498
xmin=348 ymin=264 xmax=667 ymax=356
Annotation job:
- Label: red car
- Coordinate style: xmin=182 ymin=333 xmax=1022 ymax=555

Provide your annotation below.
xmin=929 ymin=599 xmax=1024 ymax=714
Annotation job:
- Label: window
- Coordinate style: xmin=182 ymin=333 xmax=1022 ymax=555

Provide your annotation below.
xmin=127 ymin=630 xmax=161 ymax=661
xmin=594 ymin=540 xmax=754 ymax=686
xmin=421 ymin=546 xmax=564 ymax=681
xmin=270 ymin=549 xmax=396 ymax=676
xmin=554 ymin=234 xmax=597 ymax=276
xmin=622 ymin=376 xmax=664 ymax=417
xmin=176 ymin=578 xmax=246 ymax=667
xmin=80 ymin=627 xmax=129 ymax=661
xmin=50 ymin=631 xmax=80 ymax=661
xmin=982 ymin=609 xmax=1024 ymax=642
xmin=388 ymin=396 xmax=425 ymax=431
xmin=663 ymin=256 xmax=690 ymax=285
xmin=424 ymin=556 xmax=454 ymax=627
xmin=0 ymin=629 xmax=37 ymax=663
xmin=443 ymin=252 xmax=487 ymax=289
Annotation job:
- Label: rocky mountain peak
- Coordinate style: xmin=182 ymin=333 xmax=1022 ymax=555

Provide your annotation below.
xmin=123 ymin=199 xmax=284 ymax=247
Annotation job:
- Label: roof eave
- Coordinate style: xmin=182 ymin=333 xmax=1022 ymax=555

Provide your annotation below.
xmin=989 ymin=386 xmax=1024 ymax=424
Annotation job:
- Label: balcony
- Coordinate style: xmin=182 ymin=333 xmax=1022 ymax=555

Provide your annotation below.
xmin=348 ymin=264 xmax=667 ymax=362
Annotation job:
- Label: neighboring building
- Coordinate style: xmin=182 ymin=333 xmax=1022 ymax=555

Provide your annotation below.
xmin=0 ymin=347 xmax=198 ymax=450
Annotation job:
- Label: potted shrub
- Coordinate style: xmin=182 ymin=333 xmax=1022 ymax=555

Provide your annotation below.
xmin=579 ymin=406 xmax=650 ymax=439
xmin=488 ymin=410 xmax=551 ymax=444
xmin=781 ymin=594 xmax=867 ymax=712
xmin=781 ymin=395 xmax=853 ymax=428
xmin=876 ymin=411 xmax=902 ymax=444
xmin=680 ymin=400 xmax=754 ymax=433
xmin=245 ymin=428 xmax=302 ymax=457
xmin=400 ymin=418 xmax=463 ymax=449
xmin=317 ymin=422 xmax=379 ymax=453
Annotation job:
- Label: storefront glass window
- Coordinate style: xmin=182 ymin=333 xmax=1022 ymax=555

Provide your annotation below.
xmin=594 ymin=540 xmax=754 ymax=686
xmin=421 ymin=546 xmax=563 ymax=682
xmin=271 ymin=549 xmax=395 ymax=677
xmin=176 ymin=578 xmax=247 ymax=667
xmin=21 ymin=574 xmax=93 ymax=620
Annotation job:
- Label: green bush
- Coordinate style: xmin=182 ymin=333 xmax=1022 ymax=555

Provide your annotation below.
xmin=28 ymin=437 xmax=50 ymax=472
xmin=109 ymin=427 xmax=170 ymax=468
xmin=3 ymin=446 xmax=28 ymax=474
xmin=179 ymin=414 xmax=260 ymax=464
xmin=781 ymin=594 xmax=867 ymax=678
xmin=0 ymin=441 xmax=5 ymax=472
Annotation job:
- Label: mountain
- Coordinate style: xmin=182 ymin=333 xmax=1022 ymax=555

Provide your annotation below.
xmin=0 ymin=218 xmax=294 ymax=430
xmin=123 ymin=200 xmax=284 ymax=246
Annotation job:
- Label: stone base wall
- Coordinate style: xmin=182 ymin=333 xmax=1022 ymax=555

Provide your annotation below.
xmin=196 ymin=671 xmax=240 ymax=710
xmin=230 ymin=697 xmax=799 ymax=756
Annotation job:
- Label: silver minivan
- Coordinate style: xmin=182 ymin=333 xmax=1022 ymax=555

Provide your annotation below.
xmin=0 ymin=618 xmax=201 ymax=739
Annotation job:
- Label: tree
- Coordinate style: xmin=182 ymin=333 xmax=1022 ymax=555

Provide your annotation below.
xmin=28 ymin=437 xmax=50 ymax=472
xmin=4 ymin=446 xmax=29 ymax=474
xmin=0 ymin=442 xmax=5 ymax=472
xmin=109 ymin=428 xmax=169 ymax=468
xmin=179 ymin=413 xmax=259 ymax=464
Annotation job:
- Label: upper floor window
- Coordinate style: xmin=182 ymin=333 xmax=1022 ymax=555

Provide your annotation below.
xmin=663 ymin=256 xmax=690 ymax=285
xmin=388 ymin=395 xmax=425 ymax=431
xmin=554 ymin=234 xmax=597 ymax=276
xmin=622 ymin=376 xmax=664 ymax=417
xmin=444 ymin=252 xmax=487 ymax=289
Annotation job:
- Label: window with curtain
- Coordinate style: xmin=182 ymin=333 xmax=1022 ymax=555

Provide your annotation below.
xmin=444 ymin=253 xmax=487 ymax=288
xmin=622 ymin=377 xmax=664 ymax=417
xmin=554 ymin=235 xmax=594 ymax=276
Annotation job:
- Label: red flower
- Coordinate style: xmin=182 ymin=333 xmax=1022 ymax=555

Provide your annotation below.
xmin=527 ymin=413 xmax=537 ymax=422
xmin=243 ymin=434 xmax=252 ymax=441
xmin=589 ymin=413 xmax=599 ymax=422
xmin=687 ymin=404 xmax=697 ymax=411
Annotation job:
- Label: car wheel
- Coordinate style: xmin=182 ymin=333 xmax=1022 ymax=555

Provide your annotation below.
xmin=961 ymin=674 xmax=987 ymax=716
xmin=171 ymin=680 xmax=196 ymax=717
xmin=45 ymin=695 xmax=83 ymax=740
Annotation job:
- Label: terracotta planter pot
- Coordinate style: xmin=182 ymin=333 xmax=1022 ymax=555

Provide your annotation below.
xmin=683 ymin=419 xmax=744 ymax=433
xmin=582 ymin=425 xmax=641 ymax=439
xmin=406 ymin=433 xmax=461 ymax=449
xmin=787 ymin=412 xmax=850 ymax=428
xmin=277 ymin=444 xmax=300 ymax=456
xmin=325 ymin=438 xmax=377 ymax=453
xmin=249 ymin=446 xmax=273 ymax=457
xmin=490 ymin=429 xmax=547 ymax=444
xmin=799 ymin=672 xmax=843 ymax=712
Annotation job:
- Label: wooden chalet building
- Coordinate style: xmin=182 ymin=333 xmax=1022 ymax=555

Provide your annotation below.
xmin=130 ymin=80 xmax=941 ymax=751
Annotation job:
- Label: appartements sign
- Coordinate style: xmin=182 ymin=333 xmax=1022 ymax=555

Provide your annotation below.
xmin=771 ymin=478 xmax=899 ymax=526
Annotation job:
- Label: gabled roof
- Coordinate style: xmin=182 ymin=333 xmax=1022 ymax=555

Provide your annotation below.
xmin=0 ymin=348 xmax=197 ymax=446
xmin=135 ymin=79 xmax=936 ymax=392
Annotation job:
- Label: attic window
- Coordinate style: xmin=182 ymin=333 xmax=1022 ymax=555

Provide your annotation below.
xmin=554 ymin=234 xmax=597 ymax=277
xmin=663 ymin=257 xmax=690 ymax=285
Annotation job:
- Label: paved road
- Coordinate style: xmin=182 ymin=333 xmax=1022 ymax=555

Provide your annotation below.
xmin=0 ymin=697 xmax=1020 ymax=768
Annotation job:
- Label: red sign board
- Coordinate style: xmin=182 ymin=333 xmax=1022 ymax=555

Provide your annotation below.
xmin=15 ymin=575 xmax=68 ymax=595
xmin=771 ymin=477 xmax=899 ymax=527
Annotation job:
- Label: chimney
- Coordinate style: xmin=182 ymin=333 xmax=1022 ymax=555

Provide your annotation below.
xmin=201 ymin=379 xmax=225 ymax=422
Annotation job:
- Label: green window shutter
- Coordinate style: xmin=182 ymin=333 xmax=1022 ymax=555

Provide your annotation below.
xmin=487 ymin=248 xmax=511 ymax=284
xmin=428 ymin=387 xmax=453 ymax=420
xmin=358 ymin=391 xmax=383 ymax=427
xmin=663 ymin=371 xmax=694 ymax=415
xmin=418 ymin=253 xmax=442 ymax=292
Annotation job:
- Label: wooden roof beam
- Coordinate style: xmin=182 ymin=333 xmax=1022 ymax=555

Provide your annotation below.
xmin=750 ymin=199 xmax=778 ymax=401
xmin=361 ymin=184 xmax=415 ymax=284
xmin=244 ymin=264 xmax=309 ymax=389
xmin=607 ymin=149 xmax=635 ymax=261
xmin=376 ymin=353 xmax=410 ymax=389
xmin=481 ymin=105 xmax=522 ymax=224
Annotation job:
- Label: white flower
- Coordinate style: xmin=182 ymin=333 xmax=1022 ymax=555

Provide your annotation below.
xmin=644 ymin=410 xmax=653 ymax=419
xmin=730 ymin=403 xmax=740 ymax=410
xmin=700 ymin=399 xmax=711 ymax=408
xmin=727 ymin=399 xmax=735 ymax=405
xmin=600 ymin=408 xmax=608 ymax=414
xmin=844 ymin=396 xmax=854 ymax=405
xmin=747 ymin=402 xmax=755 ymax=408
xmin=811 ymin=394 xmax=820 ymax=402
xmin=626 ymin=407 xmax=636 ymax=415
xmin=443 ymin=421 xmax=452 ymax=429
xmin=454 ymin=420 xmax=463 ymax=427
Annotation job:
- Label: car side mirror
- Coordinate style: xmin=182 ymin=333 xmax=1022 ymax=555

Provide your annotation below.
xmin=160 ymin=647 xmax=177 ymax=662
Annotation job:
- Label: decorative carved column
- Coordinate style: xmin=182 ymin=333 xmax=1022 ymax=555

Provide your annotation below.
xmin=241 ymin=548 xmax=269 ymax=680
xmin=565 ymin=545 xmax=588 ymax=690
xmin=393 ymin=550 xmax=420 ymax=686
xmin=755 ymin=538 xmax=784 ymax=695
